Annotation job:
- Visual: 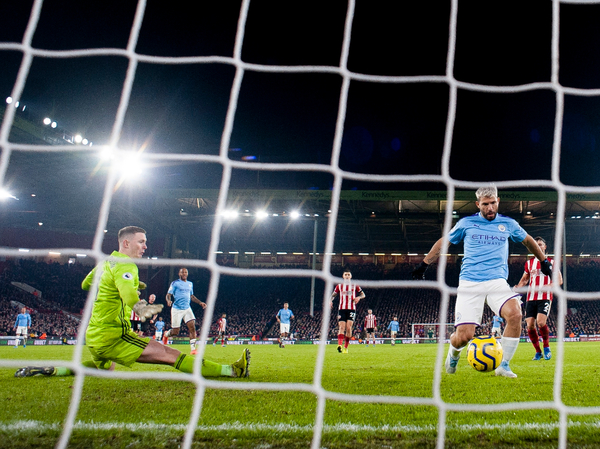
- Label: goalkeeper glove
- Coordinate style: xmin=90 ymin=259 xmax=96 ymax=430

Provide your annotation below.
xmin=412 ymin=261 xmax=429 ymax=280
xmin=138 ymin=281 xmax=147 ymax=290
xmin=540 ymin=259 xmax=553 ymax=276
xmin=132 ymin=300 xmax=163 ymax=322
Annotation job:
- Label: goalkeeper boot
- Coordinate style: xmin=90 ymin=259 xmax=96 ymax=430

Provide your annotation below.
xmin=232 ymin=348 xmax=251 ymax=378
xmin=495 ymin=361 xmax=517 ymax=378
xmin=15 ymin=366 xmax=54 ymax=378
xmin=543 ymin=347 xmax=552 ymax=360
xmin=532 ymin=352 xmax=542 ymax=361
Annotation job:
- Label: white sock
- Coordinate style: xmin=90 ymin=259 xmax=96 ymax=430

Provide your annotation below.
xmin=190 ymin=338 xmax=197 ymax=350
xmin=500 ymin=336 xmax=519 ymax=362
xmin=449 ymin=344 xmax=464 ymax=358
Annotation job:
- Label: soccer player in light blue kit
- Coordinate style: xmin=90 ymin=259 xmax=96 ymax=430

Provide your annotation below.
xmin=387 ymin=316 xmax=400 ymax=346
xmin=14 ymin=307 xmax=31 ymax=348
xmin=154 ymin=317 xmax=165 ymax=342
xmin=491 ymin=315 xmax=504 ymax=338
xmin=162 ymin=268 xmax=207 ymax=355
xmin=412 ymin=185 xmax=553 ymax=378
xmin=276 ymin=302 xmax=294 ymax=348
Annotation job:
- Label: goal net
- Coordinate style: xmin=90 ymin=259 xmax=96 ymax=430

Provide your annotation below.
xmin=1 ymin=1 xmax=599 ymax=449
xmin=411 ymin=323 xmax=454 ymax=343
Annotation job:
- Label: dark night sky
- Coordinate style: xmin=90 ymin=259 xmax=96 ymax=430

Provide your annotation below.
xmin=2 ymin=0 xmax=600 ymax=199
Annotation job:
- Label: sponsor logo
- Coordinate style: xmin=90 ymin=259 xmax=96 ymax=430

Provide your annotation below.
xmin=122 ymin=272 xmax=133 ymax=280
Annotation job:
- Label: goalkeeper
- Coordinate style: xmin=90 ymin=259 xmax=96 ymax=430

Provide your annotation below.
xmin=15 ymin=226 xmax=249 ymax=379
xmin=411 ymin=185 xmax=552 ymax=378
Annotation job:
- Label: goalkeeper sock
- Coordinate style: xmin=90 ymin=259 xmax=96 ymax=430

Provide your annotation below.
xmin=528 ymin=328 xmax=541 ymax=352
xmin=500 ymin=336 xmax=520 ymax=362
xmin=539 ymin=325 xmax=550 ymax=347
xmin=54 ymin=367 xmax=74 ymax=376
xmin=174 ymin=353 xmax=230 ymax=377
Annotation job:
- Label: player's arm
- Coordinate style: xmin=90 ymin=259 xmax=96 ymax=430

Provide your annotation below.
xmin=514 ymin=271 xmax=530 ymax=292
xmin=522 ymin=235 xmax=553 ymax=275
xmin=81 ymin=267 xmax=96 ymax=291
xmin=276 ymin=311 xmax=281 ymax=322
xmin=354 ymin=289 xmax=365 ymax=304
xmin=412 ymin=237 xmax=448 ymax=279
xmin=165 ymin=293 xmax=173 ymax=307
xmin=114 ymin=265 xmax=142 ymax=309
xmin=329 ymin=289 xmax=338 ymax=308
xmin=191 ymin=295 xmax=207 ymax=309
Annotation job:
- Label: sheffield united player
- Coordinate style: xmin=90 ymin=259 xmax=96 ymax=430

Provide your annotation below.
xmin=515 ymin=237 xmax=563 ymax=360
xmin=364 ymin=309 xmax=377 ymax=346
xmin=213 ymin=313 xmax=227 ymax=347
xmin=330 ymin=269 xmax=365 ymax=354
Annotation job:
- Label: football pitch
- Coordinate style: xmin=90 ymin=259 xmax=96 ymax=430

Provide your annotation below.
xmin=1 ymin=342 xmax=599 ymax=449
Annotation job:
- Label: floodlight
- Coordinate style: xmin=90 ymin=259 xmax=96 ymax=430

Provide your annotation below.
xmin=255 ymin=210 xmax=269 ymax=219
xmin=289 ymin=211 xmax=300 ymax=219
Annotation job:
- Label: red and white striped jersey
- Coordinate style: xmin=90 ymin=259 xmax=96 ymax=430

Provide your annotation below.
xmin=217 ymin=317 xmax=227 ymax=332
xmin=333 ymin=283 xmax=362 ymax=310
xmin=524 ymin=257 xmax=554 ymax=301
xmin=364 ymin=313 xmax=377 ymax=329
xmin=130 ymin=308 xmax=141 ymax=321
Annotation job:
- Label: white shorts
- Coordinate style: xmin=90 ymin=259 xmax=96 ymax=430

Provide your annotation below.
xmin=390 ymin=331 xmax=397 ymax=338
xmin=171 ymin=307 xmax=195 ymax=328
xmin=16 ymin=326 xmax=27 ymax=336
xmin=280 ymin=323 xmax=290 ymax=334
xmin=491 ymin=326 xmax=501 ymax=335
xmin=455 ymin=279 xmax=520 ymax=327
xmin=155 ymin=330 xmax=163 ymax=339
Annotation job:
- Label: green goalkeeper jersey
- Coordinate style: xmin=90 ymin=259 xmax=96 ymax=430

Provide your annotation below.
xmin=83 ymin=251 xmax=141 ymax=345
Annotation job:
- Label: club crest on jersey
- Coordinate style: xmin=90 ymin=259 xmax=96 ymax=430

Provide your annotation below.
xmin=122 ymin=272 xmax=133 ymax=280
xmin=497 ymin=224 xmax=506 ymax=232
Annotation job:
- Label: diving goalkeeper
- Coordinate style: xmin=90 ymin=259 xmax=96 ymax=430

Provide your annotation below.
xmin=15 ymin=226 xmax=249 ymax=379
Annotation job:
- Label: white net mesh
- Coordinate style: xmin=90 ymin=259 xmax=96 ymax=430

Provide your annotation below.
xmin=2 ymin=1 xmax=600 ymax=448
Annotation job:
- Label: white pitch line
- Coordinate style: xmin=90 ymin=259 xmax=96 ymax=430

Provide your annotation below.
xmin=1 ymin=420 xmax=599 ymax=434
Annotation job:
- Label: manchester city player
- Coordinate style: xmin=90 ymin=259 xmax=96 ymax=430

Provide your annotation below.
xmin=412 ymin=185 xmax=553 ymax=378
xmin=163 ymin=267 xmax=206 ymax=355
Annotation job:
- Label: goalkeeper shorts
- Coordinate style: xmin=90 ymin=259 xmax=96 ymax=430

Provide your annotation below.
xmin=87 ymin=330 xmax=150 ymax=369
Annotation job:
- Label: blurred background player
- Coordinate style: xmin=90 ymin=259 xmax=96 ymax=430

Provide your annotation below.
xmin=15 ymin=226 xmax=250 ymax=379
xmin=364 ymin=309 xmax=377 ymax=346
xmin=140 ymin=294 xmax=159 ymax=337
xmin=514 ymin=236 xmax=563 ymax=360
xmin=213 ymin=313 xmax=227 ymax=347
xmin=14 ymin=307 xmax=31 ymax=348
xmin=387 ymin=316 xmax=399 ymax=346
xmin=162 ymin=267 xmax=206 ymax=355
xmin=330 ymin=269 xmax=365 ymax=354
xmin=154 ymin=317 xmax=165 ymax=342
xmin=412 ymin=185 xmax=552 ymax=378
xmin=276 ymin=303 xmax=294 ymax=348
xmin=491 ymin=315 xmax=504 ymax=338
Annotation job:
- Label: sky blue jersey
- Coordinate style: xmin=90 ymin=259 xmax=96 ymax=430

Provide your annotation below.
xmin=168 ymin=279 xmax=194 ymax=310
xmin=387 ymin=320 xmax=400 ymax=332
xmin=492 ymin=316 xmax=504 ymax=327
xmin=155 ymin=320 xmax=165 ymax=332
xmin=15 ymin=312 xmax=31 ymax=328
xmin=448 ymin=213 xmax=527 ymax=282
xmin=277 ymin=308 xmax=294 ymax=324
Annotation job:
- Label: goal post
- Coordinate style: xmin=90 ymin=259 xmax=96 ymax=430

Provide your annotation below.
xmin=411 ymin=322 xmax=454 ymax=343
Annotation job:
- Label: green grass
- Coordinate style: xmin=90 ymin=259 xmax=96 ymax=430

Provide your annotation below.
xmin=1 ymin=342 xmax=600 ymax=448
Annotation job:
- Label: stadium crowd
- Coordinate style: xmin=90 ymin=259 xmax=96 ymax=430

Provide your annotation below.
xmin=0 ymin=259 xmax=599 ymax=341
